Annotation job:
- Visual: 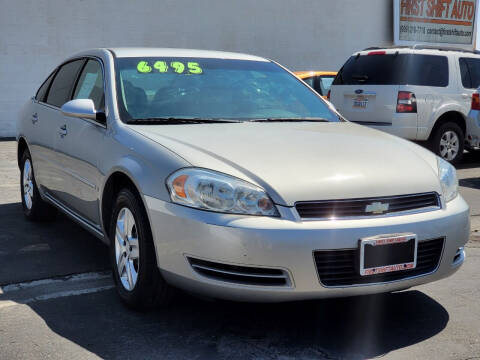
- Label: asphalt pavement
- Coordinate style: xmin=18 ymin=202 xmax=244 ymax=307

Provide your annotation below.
xmin=0 ymin=140 xmax=479 ymax=360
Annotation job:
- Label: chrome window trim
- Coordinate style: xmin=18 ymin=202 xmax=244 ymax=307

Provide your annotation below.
xmin=312 ymin=237 xmax=445 ymax=289
xmin=295 ymin=192 xmax=441 ymax=221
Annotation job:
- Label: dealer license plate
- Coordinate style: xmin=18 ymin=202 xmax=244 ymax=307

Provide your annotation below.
xmin=353 ymin=96 xmax=368 ymax=109
xmin=359 ymin=233 xmax=417 ymax=276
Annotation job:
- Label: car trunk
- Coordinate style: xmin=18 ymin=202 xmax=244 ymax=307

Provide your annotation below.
xmin=331 ymin=84 xmax=399 ymax=125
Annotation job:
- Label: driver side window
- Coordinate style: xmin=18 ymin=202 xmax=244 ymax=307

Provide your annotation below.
xmin=73 ymin=59 xmax=105 ymax=111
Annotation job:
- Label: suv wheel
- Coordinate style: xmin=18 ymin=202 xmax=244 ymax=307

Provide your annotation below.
xmin=110 ymin=188 xmax=174 ymax=310
xmin=429 ymin=122 xmax=464 ymax=164
xmin=20 ymin=149 xmax=57 ymax=221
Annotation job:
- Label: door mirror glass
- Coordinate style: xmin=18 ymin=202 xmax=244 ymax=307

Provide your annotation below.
xmin=61 ymin=99 xmax=98 ymax=120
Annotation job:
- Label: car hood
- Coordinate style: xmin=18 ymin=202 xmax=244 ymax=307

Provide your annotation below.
xmin=130 ymin=122 xmax=442 ymax=206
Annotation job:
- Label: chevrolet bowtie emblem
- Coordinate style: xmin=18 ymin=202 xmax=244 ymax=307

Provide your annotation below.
xmin=365 ymin=202 xmax=389 ymax=214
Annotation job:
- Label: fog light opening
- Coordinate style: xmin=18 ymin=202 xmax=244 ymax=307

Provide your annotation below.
xmin=453 ymin=247 xmax=464 ymax=265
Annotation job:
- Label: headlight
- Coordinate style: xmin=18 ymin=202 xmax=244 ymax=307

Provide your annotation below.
xmin=166 ymin=168 xmax=279 ymax=216
xmin=437 ymin=157 xmax=458 ymax=203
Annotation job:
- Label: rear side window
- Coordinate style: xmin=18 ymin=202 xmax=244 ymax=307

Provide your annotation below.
xmin=406 ymin=55 xmax=448 ymax=87
xmin=459 ymin=57 xmax=480 ymax=89
xmin=46 ymin=59 xmax=85 ymax=107
xmin=302 ymin=76 xmax=314 ymax=87
xmin=333 ymin=54 xmax=448 ymax=87
xmin=35 ymin=71 xmax=56 ymax=102
xmin=319 ymin=76 xmax=335 ymax=95
xmin=460 ymin=59 xmax=472 ymax=88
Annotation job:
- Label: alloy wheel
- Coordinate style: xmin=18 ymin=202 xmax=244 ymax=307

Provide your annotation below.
xmin=115 ymin=207 xmax=140 ymax=291
xmin=439 ymin=130 xmax=459 ymax=161
xmin=23 ymin=159 xmax=34 ymax=210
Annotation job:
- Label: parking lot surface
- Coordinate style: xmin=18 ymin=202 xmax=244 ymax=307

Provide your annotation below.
xmin=0 ymin=140 xmax=479 ymax=360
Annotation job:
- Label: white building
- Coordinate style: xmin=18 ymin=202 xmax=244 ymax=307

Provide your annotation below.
xmin=0 ymin=0 xmax=393 ymax=137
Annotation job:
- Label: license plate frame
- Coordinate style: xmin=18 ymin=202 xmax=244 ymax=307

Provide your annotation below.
xmin=353 ymin=96 xmax=368 ymax=109
xmin=359 ymin=233 xmax=418 ymax=276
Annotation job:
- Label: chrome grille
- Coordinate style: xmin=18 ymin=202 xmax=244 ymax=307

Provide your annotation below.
xmin=314 ymin=238 xmax=444 ymax=287
xmin=296 ymin=192 xmax=440 ymax=219
xmin=187 ymin=257 xmax=290 ymax=286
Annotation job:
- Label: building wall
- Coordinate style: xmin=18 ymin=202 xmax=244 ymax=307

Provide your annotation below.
xmin=0 ymin=0 xmax=393 ymax=137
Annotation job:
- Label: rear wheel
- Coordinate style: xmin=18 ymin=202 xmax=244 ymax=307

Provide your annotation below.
xmin=110 ymin=188 xmax=174 ymax=310
xmin=429 ymin=122 xmax=464 ymax=164
xmin=20 ymin=149 xmax=57 ymax=221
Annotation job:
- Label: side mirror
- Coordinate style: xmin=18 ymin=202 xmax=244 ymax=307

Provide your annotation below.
xmin=61 ymin=99 xmax=105 ymax=123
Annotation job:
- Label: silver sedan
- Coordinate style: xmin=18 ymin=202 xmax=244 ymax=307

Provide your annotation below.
xmin=16 ymin=48 xmax=469 ymax=309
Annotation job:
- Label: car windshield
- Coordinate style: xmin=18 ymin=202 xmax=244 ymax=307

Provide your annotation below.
xmin=115 ymin=57 xmax=340 ymax=122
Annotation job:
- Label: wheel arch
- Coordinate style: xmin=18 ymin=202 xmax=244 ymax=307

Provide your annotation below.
xmin=428 ymin=111 xmax=466 ymax=141
xmin=17 ymin=136 xmax=29 ymax=169
xmin=100 ymin=168 xmax=153 ymax=244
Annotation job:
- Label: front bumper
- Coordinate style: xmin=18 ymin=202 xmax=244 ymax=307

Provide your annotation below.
xmin=145 ymin=195 xmax=470 ymax=302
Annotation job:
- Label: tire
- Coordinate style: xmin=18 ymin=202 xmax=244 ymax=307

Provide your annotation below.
xmin=20 ymin=149 xmax=57 ymax=221
xmin=109 ymin=188 xmax=174 ymax=310
xmin=429 ymin=122 xmax=464 ymax=165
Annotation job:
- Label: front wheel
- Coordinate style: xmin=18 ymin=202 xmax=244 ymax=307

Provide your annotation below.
xmin=110 ymin=188 xmax=174 ymax=310
xmin=429 ymin=122 xmax=464 ymax=164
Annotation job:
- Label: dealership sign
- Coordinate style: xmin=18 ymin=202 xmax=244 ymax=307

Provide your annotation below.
xmin=394 ymin=0 xmax=478 ymax=49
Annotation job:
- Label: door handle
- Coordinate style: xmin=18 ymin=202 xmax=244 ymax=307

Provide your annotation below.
xmin=58 ymin=124 xmax=67 ymax=137
xmin=32 ymin=113 xmax=38 ymax=124
xmin=462 ymin=93 xmax=471 ymax=99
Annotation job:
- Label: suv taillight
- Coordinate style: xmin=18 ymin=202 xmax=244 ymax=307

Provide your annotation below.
xmin=472 ymin=93 xmax=480 ymax=110
xmin=396 ymin=91 xmax=417 ymax=113
xmin=327 ymin=90 xmax=331 ymax=100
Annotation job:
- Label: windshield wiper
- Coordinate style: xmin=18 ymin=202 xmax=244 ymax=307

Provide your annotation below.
xmin=247 ymin=117 xmax=330 ymax=123
xmin=127 ymin=117 xmax=332 ymax=124
xmin=126 ymin=117 xmax=241 ymax=125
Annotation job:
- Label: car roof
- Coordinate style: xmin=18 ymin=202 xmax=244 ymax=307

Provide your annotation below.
xmin=294 ymin=71 xmax=337 ymax=78
xmin=104 ymin=47 xmax=269 ymax=61
xmin=352 ymin=46 xmax=480 ymax=57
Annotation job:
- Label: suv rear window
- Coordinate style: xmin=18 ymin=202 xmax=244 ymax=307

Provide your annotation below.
xmin=333 ymin=54 xmax=448 ymax=87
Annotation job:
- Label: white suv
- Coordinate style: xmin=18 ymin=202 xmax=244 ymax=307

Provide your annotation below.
xmin=330 ymin=46 xmax=480 ymax=164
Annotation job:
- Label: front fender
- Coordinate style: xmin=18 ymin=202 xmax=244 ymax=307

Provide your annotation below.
xmin=98 ymin=123 xmax=190 ymax=237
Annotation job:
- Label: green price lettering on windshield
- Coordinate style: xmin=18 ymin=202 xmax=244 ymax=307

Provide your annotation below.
xmin=187 ymin=62 xmax=202 ymax=74
xmin=154 ymin=61 xmax=168 ymax=73
xmin=137 ymin=61 xmax=152 ymax=73
xmin=170 ymin=61 xmax=185 ymax=74
xmin=137 ymin=60 xmax=203 ymax=74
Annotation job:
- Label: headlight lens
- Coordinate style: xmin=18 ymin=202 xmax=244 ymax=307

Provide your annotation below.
xmin=437 ymin=157 xmax=458 ymax=202
xmin=166 ymin=168 xmax=279 ymax=216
